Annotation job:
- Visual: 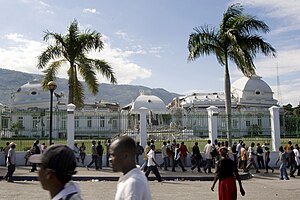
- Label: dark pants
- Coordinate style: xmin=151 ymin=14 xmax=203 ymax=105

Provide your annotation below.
xmin=80 ymin=153 xmax=86 ymax=164
xmin=172 ymin=159 xmax=185 ymax=172
xmin=97 ymin=156 xmax=103 ymax=169
xmin=204 ymin=159 xmax=212 ymax=173
xmin=257 ymin=155 xmax=265 ymax=169
xmin=191 ymin=158 xmax=203 ymax=172
xmin=145 ymin=165 xmax=162 ymax=182
xmin=5 ymin=164 xmax=15 ymax=181
xmin=87 ymin=155 xmax=98 ymax=169
xmin=160 ymin=157 xmax=169 ymax=170
xmin=265 ymin=158 xmax=274 ymax=173
xmin=31 ymin=163 xmax=37 ymax=172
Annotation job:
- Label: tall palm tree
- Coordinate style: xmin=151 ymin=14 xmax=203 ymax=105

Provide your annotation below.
xmin=188 ymin=4 xmax=276 ymax=145
xmin=37 ymin=19 xmax=117 ymax=108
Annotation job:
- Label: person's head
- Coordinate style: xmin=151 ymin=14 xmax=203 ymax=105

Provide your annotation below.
xmin=6 ymin=142 xmax=9 ymax=146
xmin=176 ymin=143 xmax=180 ymax=148
xmin=225 ymin=141 xmax=228 ymax=147
xmin=167 ymin=140 xmax=170 ymax=144
xmin=295 ymin=144 xmax=299 ymax=150
xmin=219 ymin=147 xmax=228 ymax=158
xmin=147 ymin=141 xmax=151 ymax=146
xmin=150 ymin=144 xmax=155 ymax=151
xmin=279 ymin=146 xmax=284 ymax=152
xmin=10 ymin=142 xmax=16 ymax=149
xmin=109 ymin=136 xmax=136 ymax=173
xmin=150 ymin=139 xmax=154 ymax=144
xmin=251 ymin=142 xmax=255 ymax=147
xmin=181 ymin=142 xmax=184 ymax=145
xmin=265 ymin=146 xmax=270 ymax=151
xmin=74 ymin=143 xmax=78 ymax=147
xmin=98 ymin=141 xmax=101 ymax=145
xmin=214 ymin=139 xmax=218 ymax=145
xmin=288 ymin=141 xmax=292 ymax=145
xmin=29 ymin=144 xmax=77 ymax=197
xmin=163 ymin=141 xmax=167 ymax=145
xmin=195 ymin=142 xmax=198 ymax=146
xmin=92 ymin=140 xmax=96 ymax=145
xmin=207 ymin=140 xmax=211 ymax=144
xmin=242 ymin=143 xmax=246 ymax=148
xmin=239 ymin=140 xmax=243 ymax=144
xmin=136 ymin=141 xmax=140 ymax=146
xmin=81 ymin=142 xmax=84 ymax=146
xmin=36 ymin=140 xmax=39 ymax=144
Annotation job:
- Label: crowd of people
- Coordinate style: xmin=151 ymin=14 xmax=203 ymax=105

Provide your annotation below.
xmin=1 ymin=138 xmax=300 ymax=199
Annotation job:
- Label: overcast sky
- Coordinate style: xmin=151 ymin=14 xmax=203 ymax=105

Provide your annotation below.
xmin=0 ymin=0 xmax=300 ymax=106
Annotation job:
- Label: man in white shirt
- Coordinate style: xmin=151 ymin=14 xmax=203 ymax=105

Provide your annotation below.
xmin=145 ymin=144 xmax=162 ymax=182
xmin=29 ymin=144 xmax=82 ymax=200
xmin=171 ymin=143 xmax=187 ymax=172
xmin=110 ymin=136 xmax=152 ymax=200
xmin=4 ymin=142 xmax=16 ymax=182
xmin=203 ymin=140 xmax=213 ymax=173
xmin=246 ymin=142 xmax=260 ymax=173
xmin=294 ymin=144 xmax=300 ymax=176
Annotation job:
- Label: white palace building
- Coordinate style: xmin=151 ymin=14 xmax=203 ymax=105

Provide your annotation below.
xmin=0 ymin=75 xmax=282 ymax=149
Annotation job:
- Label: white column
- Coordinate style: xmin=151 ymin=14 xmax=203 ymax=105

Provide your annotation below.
xmin=139 ymin=107 xmax=149 ymax=148
xmin=67 ymin=104 xmax=76 ymax=148
xmin=207 ymin=106 xmax=219 ymax=143
xmin=269 ymin=106 xmax=281 ymax=151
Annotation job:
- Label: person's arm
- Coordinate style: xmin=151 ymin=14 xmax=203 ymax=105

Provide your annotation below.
xmin=234 ymin=169 xmax=245 ymax=196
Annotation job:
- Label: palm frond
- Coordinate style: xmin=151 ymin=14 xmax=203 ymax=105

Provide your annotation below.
xmin=37 ymin=45 xmax=62 ymax=69
xmin=41 ymin=60 xmax=64 ymax=90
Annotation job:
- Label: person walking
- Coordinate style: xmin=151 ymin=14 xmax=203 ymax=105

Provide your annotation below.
xmin=245 ymin=142 xmax=260 ymax=173
xmin=211 ymin=147 xmax=245 ymax=200
xmin=86 ymin=140 xmax=98 ymax=170
xmin=264 ymin=146 xmax=274 ymax=173
xmin=4 ymin=142 xmax=16 ymax=182
xmin=79 ymin=142 xmax=86 ymax=165
xmin=73 ymin=143 xmax=80 ymax=163
xmin=135 ymin=141 xmax=144 ymax=165
xmin=276 ymin=146 xmax=289 ymax=180
xmin=30 ymin=141 xmax=41 ymax=172
xmin=109 ymin=136 xmax=152 ymax=200
xmin=293 ymin=144 xmax=300 ymax=176
xmin=172 ymin=143 xmax=187 ymax=172
xmin=180 ymin=142 xmax=188 ymax=167
xmin=29 ymin=144 xmax=82 ymax=199
xmin=191 ymin=142 xmax=203 ymax=173
xmin=145 ymin=144 xmax=162 ymax=182
xmin=106 ymin=139 xmax=111 ymax=167
xmin=3 ymin=142 xmax=10 ymax=166
xmin=140 ymin=141 xmax=151 ymax=172
xmin=96 ymin=141 xmax=104 ymax=170
xmin=160 ymin=141 xmax=169 ymax=170
xmin=203 ymin=140 xmax=213 ymax=173
xmin=256 ymin=143 xmax=265 ymax=169
xmin=240 ymin=143 xmax=247 ymax=172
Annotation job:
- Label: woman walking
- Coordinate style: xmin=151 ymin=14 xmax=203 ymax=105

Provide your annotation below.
xmin=211 ymin=147 xmax=245 ymax=200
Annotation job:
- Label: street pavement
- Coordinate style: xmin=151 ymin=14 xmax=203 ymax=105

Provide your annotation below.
xmin=0 ymin=166 xmax=299 ymax=199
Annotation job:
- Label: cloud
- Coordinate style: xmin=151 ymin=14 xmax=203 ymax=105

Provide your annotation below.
xmin=21 ymin=0 xmax=54 ymax=14
xmin=0 ymin=33 xmax=151 ymax=85
xmin=82 ymin=8 xmax=99 ymax=14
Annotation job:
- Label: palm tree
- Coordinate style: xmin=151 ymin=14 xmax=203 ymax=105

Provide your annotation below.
xmin=188 ymin=4 xmax=276 ymax=145
xmin=37 ymin=19 xmax=117 ymax=108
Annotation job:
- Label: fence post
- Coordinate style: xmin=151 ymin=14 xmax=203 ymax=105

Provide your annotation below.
xmin=207 ymin=106 xmax=218 ymax=143
xmin=139 ymin=107 xmax=149 ymax=148
xmin=67 ymin=104 xmax=76 ymax=148
xmin=269 ymin=106 xmax=281 ymax=151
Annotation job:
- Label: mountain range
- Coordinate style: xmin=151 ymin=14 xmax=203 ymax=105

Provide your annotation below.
xmin=0 ymin=68 xmax=180 ymax=106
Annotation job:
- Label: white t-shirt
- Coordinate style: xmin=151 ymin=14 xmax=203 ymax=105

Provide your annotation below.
xmin=147 ymin=149 xmax=156 ymax=166
xmin=203 ymin=144 xmax=212 ymax=159
xmin=7 ymin=148 xmax=16 ymax=165
xmin=115 ymin=168 xmax=152 ymax=200
xmin=248 ymin=146 xmax=254 ymax=159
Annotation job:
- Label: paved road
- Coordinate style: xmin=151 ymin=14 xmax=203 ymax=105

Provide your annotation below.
xmin=0 ymin=166 xmax=299 ymax=199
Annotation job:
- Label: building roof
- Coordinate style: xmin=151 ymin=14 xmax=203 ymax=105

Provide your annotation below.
xmin=130 ymin=93 xmax=167 ymax=113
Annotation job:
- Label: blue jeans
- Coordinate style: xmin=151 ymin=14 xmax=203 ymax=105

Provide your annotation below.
xmin=279 ymin=163 xmax=288 ymax=179
xmin=204 ymin=159 xmax=212 ymax=173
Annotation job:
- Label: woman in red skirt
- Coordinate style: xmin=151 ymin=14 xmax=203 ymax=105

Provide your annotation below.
xmin=211 ymin=147 xmax=245 ymax=200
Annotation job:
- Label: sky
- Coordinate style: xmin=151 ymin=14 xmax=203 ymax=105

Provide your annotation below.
xmin=0 ymin=0 xmax=300 ymax=106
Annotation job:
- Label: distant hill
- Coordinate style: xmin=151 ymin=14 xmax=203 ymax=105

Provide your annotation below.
xmin=0 ymin=68 xmax=180 ymax=106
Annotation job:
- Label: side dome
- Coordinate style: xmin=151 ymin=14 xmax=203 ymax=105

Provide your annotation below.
xmin=131 ymin=94 xmax=167 ymax=113
xmin=231 ymin=75 xmax=277 ymax=106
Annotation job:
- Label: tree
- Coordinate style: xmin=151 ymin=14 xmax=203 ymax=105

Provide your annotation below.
xmin=37 ymin=19 xmax=117 ymax=108
xmin=187 ymin=4 xmax=276 ymax=144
